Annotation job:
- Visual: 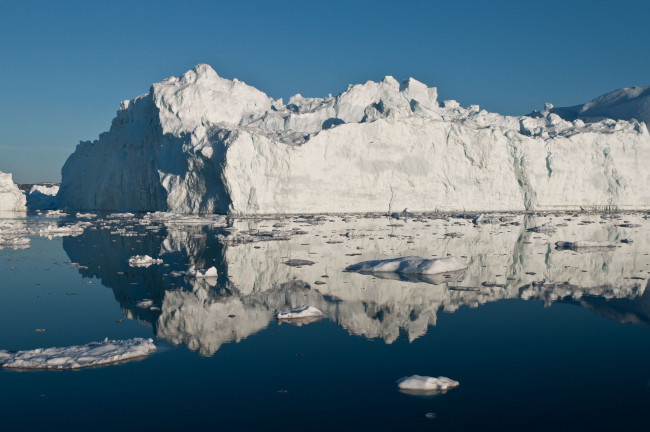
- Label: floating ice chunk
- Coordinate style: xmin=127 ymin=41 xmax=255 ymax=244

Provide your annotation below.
xmin=128 ymin=255 xmax=163 ymax=267
xmin=76 ymin=212 xmax=97 ymax=219
xmin=185 ymin=265 xmax=218 ymax=278
xmin=44 ymin=209 xmax=67 ymax=218
xmin=345 ymin=256 xmax=467 ymax=275
xmin=38 ymin=223 xmax=87 ymax=237
xmin=276 ymin=305 xmax=324 ymax=320
xmin=107 ymin=212 xmax=135 ymax=219
xmin=396 ymin=375 xmax=459 ymax=391
xmin=555 ymin=240 xmax=618 ymax=251
xmin=527 ymin=224 xmax=556 ymax=234
xmin=136 ymin=299 xmax=154 ymax=308
xmin=284 ymin=259 xmax=315 ymax=267
xmin=26 ymin=184 xmax=59 ymax=210
xmin=0 ymin=171 xmax=26 ymax=212
xmin=0 ymin=338 xmax=156 ymax=370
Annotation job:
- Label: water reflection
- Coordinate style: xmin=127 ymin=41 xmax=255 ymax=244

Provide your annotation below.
xmin=62 ymin=212 xmax=650 ymax=356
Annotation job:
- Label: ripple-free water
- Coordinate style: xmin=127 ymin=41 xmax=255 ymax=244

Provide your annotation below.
xmin=2 ymin=212 xmax=650 ymax=431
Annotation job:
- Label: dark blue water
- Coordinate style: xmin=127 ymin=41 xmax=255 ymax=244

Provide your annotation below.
xmin=2 ymin=213 xmax=650 ymax=431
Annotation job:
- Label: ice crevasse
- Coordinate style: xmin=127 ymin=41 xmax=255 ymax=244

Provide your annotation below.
xmin=57 ymin=64 xmax=650 ymax=214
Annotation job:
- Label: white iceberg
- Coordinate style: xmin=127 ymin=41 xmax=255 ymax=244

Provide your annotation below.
xmin=276 ymin=305 xmax=324 ymax=320
xmin=58 ymin=64 xmax=650 ymax=214
xmin=0 ymin=337 xmax=156 ymax=370
xmin=128 ymin=255 xmax=163 ymax=267
xmin=396 ymin=375 xmax=459 ymax=391
xmin=345 ymin=256 xmax=467 ymax=275
xmin=186 ymin=265 xmax=218 ymax=278
xmin=0 ymin=171 xmax=26 ymax=212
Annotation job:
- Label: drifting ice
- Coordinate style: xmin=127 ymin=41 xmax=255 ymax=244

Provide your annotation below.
xmin=276 ymin=305 xmax=324 ymax=320
xmin=57 ymin=64 xmax=650 ymax=214
xmin=396 ymin=375 xmax=460 ymax=391
xmin=0 ymin=337 xmax=156 ymax=370
xmin=0 ymin=171 xmax=26 ymax=212
xmin=129 ymin=255 xmax=163 ymax=267
xmin=345 ymin=256 xmax=467 ymax=275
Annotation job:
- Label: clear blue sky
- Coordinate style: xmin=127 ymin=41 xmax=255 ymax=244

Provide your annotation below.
xmin=1 ymin=0 xmax=649 ymax=183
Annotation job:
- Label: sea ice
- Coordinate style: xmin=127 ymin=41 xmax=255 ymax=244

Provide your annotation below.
xmin=0 ymin=171 xmax=26 ymax=212
xmin=0 ymin=337 xmax=156 ymax=370
xmin=26 ymin=184 xmax=59 ymax=210
xmin=276 ymin=305 xmax=324 ymax=319
xmin=129 ymin=255 xmax=163 ymax=267
xmin=345 ymin=256 xmax=467 ymax=275
xmin=396 ymin=375 xmax=459 ymax=391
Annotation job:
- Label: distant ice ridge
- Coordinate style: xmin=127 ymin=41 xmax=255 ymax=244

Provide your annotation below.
xmin=58 ymin=64 xmax=650 ymax=214
xmin=26 ymin=184 xmax=59 ymax=210
xmin=0 ymin=338 xmax=156 ymax=370
xmin=0 ymin=171 xmax=26 ymax=212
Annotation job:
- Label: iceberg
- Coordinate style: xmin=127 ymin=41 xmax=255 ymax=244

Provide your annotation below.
xmin=0 ymin=171 xmax=26 ymax=212
xmin=0 ymin=337 xmax=156 ymax=370
xmin=345 ymin=256 xmax=467 ymax=275
xmin=57 ymin=64 xmax=650 ymax=214
xmin=128 ymin=254 xmax=163 ymax=267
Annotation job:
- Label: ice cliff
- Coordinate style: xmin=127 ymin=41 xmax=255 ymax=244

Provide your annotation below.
xmin=58 ymin=64 xmax=650 ymax=214
xmin=0 ymin=171 xmax=26 ymax=212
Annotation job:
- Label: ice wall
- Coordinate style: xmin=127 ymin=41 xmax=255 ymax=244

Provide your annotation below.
xmin=0 ymin=171 xmax=26 ymax=212
xmin=58 ymin=64 xmax=650 ymax=214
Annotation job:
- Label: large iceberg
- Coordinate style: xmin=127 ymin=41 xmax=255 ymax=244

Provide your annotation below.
xmin=58 ymin=64 xmax=650 ymax=214
xmin=0 ymin=171 xmax=26 ymax=212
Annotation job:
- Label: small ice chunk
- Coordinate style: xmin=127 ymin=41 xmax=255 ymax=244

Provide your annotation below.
xmin=128 ymin=255 xmax=163 ymax=267
xmin=397 ymin=375 xmax=459 ymax=391
xmin=276 ymin=305 xmax=324 ymax=319
xmin=186 ymin=265 xmax=218 ymax=278
xmin=555 ymin=240 xmax=618 ymax=251
xmin=0 ymin=338 xmax=156 ymax=370
xmin=345 ymin=256 xmax=467 ymax=275
xmin=136 ymin=299 xmax=154 ymax=308
xmin=284 ymin=259 xmax=315 ymax=267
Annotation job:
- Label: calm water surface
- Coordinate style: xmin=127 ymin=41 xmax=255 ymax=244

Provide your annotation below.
xmin=1 ymin=212 xmax=650 ymax=431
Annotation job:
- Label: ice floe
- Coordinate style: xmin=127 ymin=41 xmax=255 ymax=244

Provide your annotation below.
xmin=128 ymin=255 xmax=163 ymax=267
xmin=396 ymin=375 xmax=459 ymax=393
xmin=345 ymin=256 xmax=467 ymax=275
xmin=0 ymin=337 xmax=156 ymax=370
xmin=276 ymin=305 xmax=324 ymax=320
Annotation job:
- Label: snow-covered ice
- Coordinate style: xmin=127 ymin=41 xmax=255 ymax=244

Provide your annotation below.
xmin=0 ymin=171 xmax=26 ymax=212
xmin=276 ymin=305 xmax=324 ymax=320
xmin=345 ymin=256 xmax=467 ymax=275
xmin=396 ymin=375 xmax=459 ymax=392
xmin=396 ymin=375 xmax=459 ymax=391
xmin=0 ymin=338 xmax=156 ymax=370
xmin=129 ymin=255 xmax=163 ymax=267
xmin=57 ymin=64 xmax=650 ymax=214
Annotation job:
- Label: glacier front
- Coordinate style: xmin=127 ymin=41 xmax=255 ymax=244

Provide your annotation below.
xmin=57 ymin=64 xmax=650 ymax=214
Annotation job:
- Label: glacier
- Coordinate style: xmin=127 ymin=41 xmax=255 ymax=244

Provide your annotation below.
xmin=57 ymin=64 xmax=650 ymax=214
xmin=0 ymin=171 xmax=26 ymax=212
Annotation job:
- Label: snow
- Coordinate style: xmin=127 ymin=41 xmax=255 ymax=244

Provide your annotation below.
xmin=0 ymin=171 xmax=26 ymax=212
xmin=396 ymin=375 xmax=459 ymax=391
xmin=129 ymin=255 xmax=163 ymax=267
xmin=276 ymin=305 xmax=324 ymax=320
xmin=57 ymin=64 xmax=650 ymax=214
xmin=26 ymin=184 xmax=59 ymax=210
xmin=345 ymin=256 xmax=467 ymax=275
xmin=0 ymin=338 xmax=156 ymax=370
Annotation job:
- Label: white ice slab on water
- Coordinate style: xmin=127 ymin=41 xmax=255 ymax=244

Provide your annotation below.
xmin=129 ymin=255 xmax=163 ymax=267
xmin=185 ymin=265 xmax=218 ymax=278
xmin=345 ymin=256 xmax=467 ymax=275
xmin=0 ymin=338 xmax=156 ymax=370
xmin=0 ymin=171 xmax=26 ymax=212
xmin=396 ymin=375 xmax=459 ymax=391
xmin=57 ymin=64 xmax=650 ymax=214
xmin=555 ymin=240 xmax=618 ymax=250
xmin=26 ymin=184 xmax=59 ymax=210
xmin=276 ymin=305 xmax=324 ymax=320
